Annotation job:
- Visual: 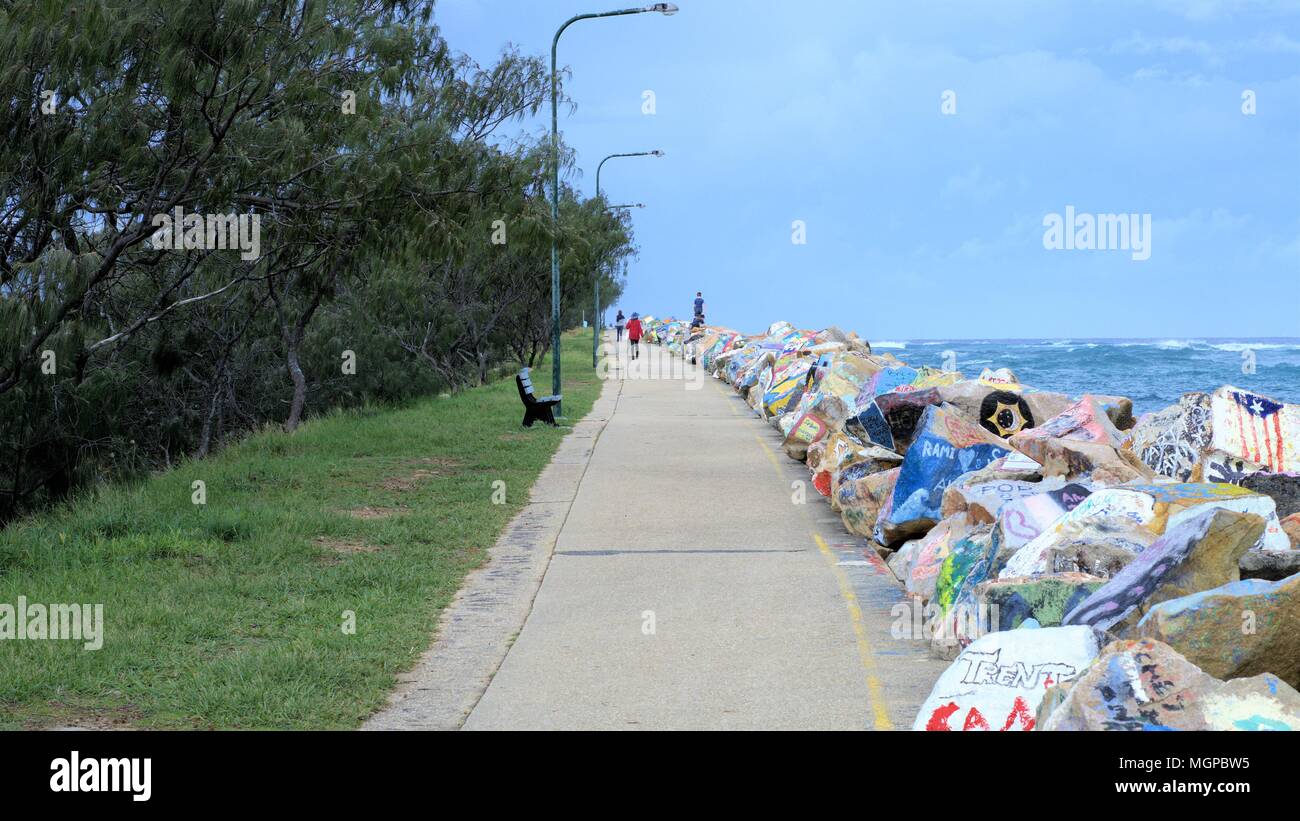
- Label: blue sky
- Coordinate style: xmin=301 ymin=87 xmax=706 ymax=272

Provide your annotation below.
xmin=437 ymin=0 xmax=1300 ymax=339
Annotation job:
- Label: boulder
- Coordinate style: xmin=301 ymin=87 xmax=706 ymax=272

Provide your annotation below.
xmin=876 ymin=404 xmax=1013 ymax=544
xmin=1284 ymin=512 xmax=1300 ymax=547
xmin=887 ymin=537 xmax=924 ymax=584
xmin=1036 ymin=638 xmax=1300 ymax=731
xmin=906 ymin=515 xmax=983 ymax=603
xmin=846 ymin=387 xmax=942 ymax=455
xmin=1207 ymin=385 xmax=1300 ymax=474
xmin=914 ymin=625 xmax=1105 ymax=731
xmin=977 ymin=573 xmax=1107 ymax=631
xmin=1136 ymin=573 xmax=1300 ymax=687
xmin=1001 ymin=482 xmax=1290 ymax=577
xmin=1240 ymin=472 xmax=1300 ymax=519
xmin=1009 ymin=395 xmax=1151 ymax=481
xmin=1122 ymin=392 xmax=1213 ymax=481
xmin=1047 ymin=540 xmax=1138 ymax=578
xmin=836 ymin=466 xmax=899 ymax=538
xmin=1240 ymin=546 xmax=1300 ymax=580
xmin=992 ymin=482 xmax=1093 ymax=555
xmin=940 ymin=477 xmax=1066 ymax=525
xmin=1061 ymin=507 xmax=1264 ymax=634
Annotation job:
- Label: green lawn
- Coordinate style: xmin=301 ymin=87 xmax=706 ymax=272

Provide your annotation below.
xmin=0 ymin=329 xmax=601 ymax=729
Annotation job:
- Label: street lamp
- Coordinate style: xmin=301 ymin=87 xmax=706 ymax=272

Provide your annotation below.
xmin=550 ymin=4 xmax=677 ymax=415
xmin=593 ymin=151 xmax=661 ymax=367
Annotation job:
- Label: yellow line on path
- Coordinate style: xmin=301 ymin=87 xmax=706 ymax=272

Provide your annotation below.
xmin=745 ymin=419 xmax=894 ymax=730
xmin=813 ymin=532 xmax=894 ymax=731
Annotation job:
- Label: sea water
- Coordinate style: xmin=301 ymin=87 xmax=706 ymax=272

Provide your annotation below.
xmin=872 ymin=338 xmax=1300 ymax=417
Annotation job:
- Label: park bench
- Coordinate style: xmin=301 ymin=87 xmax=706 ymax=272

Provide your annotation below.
xmin=516 ymin=367 xmax=561 ymax=427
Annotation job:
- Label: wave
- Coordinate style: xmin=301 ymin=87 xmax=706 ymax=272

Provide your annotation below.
xmin=872 ymin=340 xmax=907 ymax=349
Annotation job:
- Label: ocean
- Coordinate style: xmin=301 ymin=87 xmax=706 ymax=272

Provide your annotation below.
xmin=868 ymin=338 xmax=1300 ymax=417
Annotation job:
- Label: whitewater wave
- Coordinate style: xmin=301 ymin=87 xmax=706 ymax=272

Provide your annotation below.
xmin=872 ymin=340 xmax=907 ymax=349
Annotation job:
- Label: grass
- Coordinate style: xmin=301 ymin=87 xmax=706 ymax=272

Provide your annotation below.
xmin=0 ymin=328 xmax=602 ymax=729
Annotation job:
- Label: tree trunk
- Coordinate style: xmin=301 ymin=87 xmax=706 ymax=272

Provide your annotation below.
xmin=284 ymin=342 xmax=307 ymax=432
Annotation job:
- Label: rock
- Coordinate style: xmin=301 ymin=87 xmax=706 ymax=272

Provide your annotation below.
xmin=1009 ymin=395 xmax=1152 ymax=481
xmin=906 ymin=515 xmax=981 ymax=603
xmin=1238 ymin=546 xmax=1300 ymax=580
xmin=1000 ymin=499 xmax=1158 ymax=579
xmin=1121 ymin=392 xmax=1213 ymax=481
xmin=1284 ymin=512 xmax=1300 ymax=547
xmin=1136 ymin=574 xmax=1300 ymax=687
xmin=1061 ymin=507 xmax=1263 ymax=634
xmin=887 ymin=537 xmax=924 ymax=584
xmin=1036 ymin=638 xmax=1300 ymax=731
xmin=760 ymin=357 xmax=813 ymax=419
xmin=1207 ymin=385 xmax=1300 ymax=474
xmin=913 ymin=625 xmax=1105 ymax=731
xmin=940 ymin=477 xmax=1066 ymax=525
xmin=1240 ymin=472 xmax=1300 ymax=519
xmin=781 ymin=353 xmax=881 ymax=460
xmin=876 ymin=404 xmax=1013 ymax=544
xmin=846 ymin=386 xmax=943 ymax=455
xmin=993 ymin=482 xmax=1093 ymax=555
xmin=977 ymin=573 xmax=1107 ymax=631
xmin=836 ymin=466 xmax=900 ymax=538
xmin=1001 ymin=482 xmax=1290 ymax=577
xmin=1047 ymin=540 xmax=1137 ymax=577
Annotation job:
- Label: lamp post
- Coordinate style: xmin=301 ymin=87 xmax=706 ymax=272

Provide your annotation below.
xmin=550 ymin=3 xmax=678 ymax=415
xmin=593 ymin=152 xmax=661 ymax=368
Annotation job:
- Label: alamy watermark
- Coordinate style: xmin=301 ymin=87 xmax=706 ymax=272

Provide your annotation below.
xmin=1043 ymin=205 xmax=1150 ymax=261
xmin=149 ymin=206 xmax=261 ymax=260
xmin=0 ymin=596 xmax=103 ymax=650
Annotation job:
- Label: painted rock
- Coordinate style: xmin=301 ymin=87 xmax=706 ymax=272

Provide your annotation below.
xmin=1061 ymin=507 xmax=1264 ymax=634
xmin=876 ymin=404 xmax=1013 ymax=544
xmin=977 ymin=573 xmax=1107 ymax=631
xmin=913 ymin=625 xmax=1105 ymax=731
xmin=1136 ymin=573 xmax=1300 ymax=687
xmin=1009 ymin=396 xmax=1150 ymax=481
xmin=846 ymin=387 xmax=942 ymax=456
xmin=993 ymin=483 xmax=1094 ymax=555
xmin=1284 ymin=512 xmax=1300 ymax=548
xmin=1046 ymin=539 xmax=1138 ymax=578
xmin=940 ymin=477 xmax=1066 ymax=525
xmin=836 ymin=466 xmax=900 ymax=539
xmin=1208 ymin=385 xmax=1300 ymax=474
xmin=1036 ymin=638 xmax=1300 ymax=731
xmin=1001 ymin=482 xmax=1290 ymax=577
xmin=1122 ymin=392 xmax=1213 ymax=481
xmin=904 ymin=514 xmax=971 ymax=602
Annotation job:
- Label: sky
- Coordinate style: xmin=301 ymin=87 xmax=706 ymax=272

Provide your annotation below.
xmin=436 ymin=0 xmax=1300 ymax=339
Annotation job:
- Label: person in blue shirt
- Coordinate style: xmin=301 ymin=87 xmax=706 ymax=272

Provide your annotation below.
xmin=693 ymin=292 xmax=705 ymax=318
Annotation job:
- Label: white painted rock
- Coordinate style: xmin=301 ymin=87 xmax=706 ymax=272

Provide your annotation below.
xmin=912 ymin=625 xmax=1104 ymax=731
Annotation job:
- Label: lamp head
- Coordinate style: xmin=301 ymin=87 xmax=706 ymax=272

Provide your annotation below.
xmin=645 ymin=3 xmax=678 ymax=15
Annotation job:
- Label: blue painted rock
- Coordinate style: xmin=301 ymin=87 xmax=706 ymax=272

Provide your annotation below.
xmin=846 ymin=387 xmax=942 ymax=455
xmin=1061 ymin=507 xmax=1264 ymax=634
xmin=876 ymin=404 xmax=1013 ymax=544
xmin=1136 ymin=573 xmax=1300 ymax=687
xmin=1036 ymin=638 xmax=1300 ymax=731
xmin=914 ymin=625 xmax=1105 ymax=731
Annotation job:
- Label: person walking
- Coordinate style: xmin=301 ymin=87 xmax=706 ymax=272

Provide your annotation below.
xmin=626 ymin=312 xmax=643 ymax=360
xmin=615 ymin=309 xmax=625 ymax=342
xmin=693 ymin=291 xmax=705 ymax=319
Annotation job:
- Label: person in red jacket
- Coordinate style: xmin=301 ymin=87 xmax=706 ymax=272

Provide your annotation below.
xmin=626 ymin=312 xmax=643 ymax=360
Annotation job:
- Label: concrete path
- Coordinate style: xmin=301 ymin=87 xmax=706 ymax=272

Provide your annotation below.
xmin=461 ymin=336 xmax=945 ymax=730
